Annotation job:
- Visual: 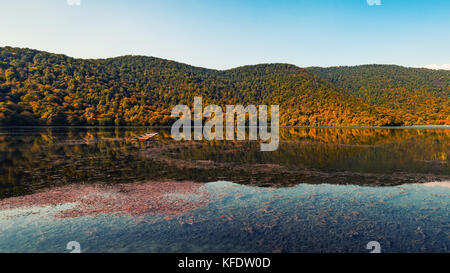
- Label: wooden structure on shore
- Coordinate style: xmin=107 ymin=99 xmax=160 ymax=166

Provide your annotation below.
xmin=131 ymin=132 xmax=158 ymax=142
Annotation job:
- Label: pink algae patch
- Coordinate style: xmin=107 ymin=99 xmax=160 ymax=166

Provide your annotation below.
xmin=0 ymin=181 xmax=209 ymax=218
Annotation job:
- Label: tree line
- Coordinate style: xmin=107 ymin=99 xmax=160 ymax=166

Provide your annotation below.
xmin=1 ymin=47 xmax=447 ymax=127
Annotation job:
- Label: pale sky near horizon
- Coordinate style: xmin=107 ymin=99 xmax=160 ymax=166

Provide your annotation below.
xmin=1 ymin=0 xmax=449 ymax=70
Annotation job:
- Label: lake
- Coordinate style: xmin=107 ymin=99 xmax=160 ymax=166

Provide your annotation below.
xmin=0 ymin=127 xmax=449 ymax=252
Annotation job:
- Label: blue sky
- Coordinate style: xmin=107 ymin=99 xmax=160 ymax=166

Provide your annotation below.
xmin=1 ymin=0 xmax=449 ymax=69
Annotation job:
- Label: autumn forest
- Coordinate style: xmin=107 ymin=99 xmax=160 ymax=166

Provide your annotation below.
xmin=0 ymin=46 xmax=448 ymax=127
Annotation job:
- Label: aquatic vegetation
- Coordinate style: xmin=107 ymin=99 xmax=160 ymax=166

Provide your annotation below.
xmin=0 ymin=181 xmax=209 ymax=218
xmin=0 ymin=127 xmax=449 ymax=198
xmin=0 ymin=181 xmax=448 ymax=253
xmin=0 ymin=127 xmax=448 ymax=253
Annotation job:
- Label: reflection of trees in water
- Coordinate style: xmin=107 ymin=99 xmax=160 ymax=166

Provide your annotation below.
xmin=0 ymin=127 xmax=448 ymax=198
xmin=169 ymin=128 xmax=449 ymax=172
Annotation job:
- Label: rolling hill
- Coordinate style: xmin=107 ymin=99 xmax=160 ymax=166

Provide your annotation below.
xmin=0 ymin=46 xmax=448 ymax=127
xmin=307 ymin=65 xmax=450 ymax=125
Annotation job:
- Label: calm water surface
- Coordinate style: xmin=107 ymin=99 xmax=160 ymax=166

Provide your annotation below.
xmin=0 ymin=127 xmax=448 ymax=252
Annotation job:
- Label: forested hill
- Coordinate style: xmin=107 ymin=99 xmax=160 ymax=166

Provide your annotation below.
xmin=307 ymin=65 xmax=450 ymax=125
xmin=0 ymin=47 xmax=447 ymax=127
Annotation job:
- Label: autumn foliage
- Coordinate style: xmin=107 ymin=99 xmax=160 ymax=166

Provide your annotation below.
xmin=0 ymin=47 xmax=448 ymax=126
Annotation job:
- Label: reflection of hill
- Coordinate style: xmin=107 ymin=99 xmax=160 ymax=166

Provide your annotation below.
xmin=145 ymin=128 xmax=449 ymax=187
xmin=280 ymin=127 xmax=450 ymax=145
xmin=0 ymin=127 xmax=449 ymax=199
xmin=163 ymin=128 xmax=449 ymax=169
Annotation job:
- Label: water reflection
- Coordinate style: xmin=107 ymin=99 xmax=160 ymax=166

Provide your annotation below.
xmin=0 ymin=127 xmax=448 ymax=253
xmin=0 ymin=181 xmax=448 ymax=253
xmin=0 ymin=127 xmax=449 ymax=198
